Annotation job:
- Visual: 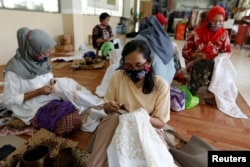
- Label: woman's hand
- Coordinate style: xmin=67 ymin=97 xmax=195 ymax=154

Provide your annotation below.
xmin=23 ymin=84 xmax=55 ymax=102
xmin=103 ymin=101 xmax=122 ymax=114
xmin=150 ymin=116 xmax=165 ymax=129
xmin=191 ymin=52 xmax=206 ymax=61
xmin=104 ymin=38 xmax=111 ymax=42
xmin=97 ymin=38 xmax=110 ymax=44
xmin=39 ymin=85 xmax=55 ymax=95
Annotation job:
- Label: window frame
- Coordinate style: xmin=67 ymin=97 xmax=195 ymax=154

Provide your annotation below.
xmin=0 ymin=0 xmax=60 ymax=13
xmin=81 ymin=0 xmax=123 ymax=17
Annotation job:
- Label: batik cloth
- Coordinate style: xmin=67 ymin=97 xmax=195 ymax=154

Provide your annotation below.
xmin=208 ymin=53 xmax=248 ymax=119
xmin=187 ymin=59 xmax=214 ymax=94
xmin=107 ymin=108 xmax=177 ymax=167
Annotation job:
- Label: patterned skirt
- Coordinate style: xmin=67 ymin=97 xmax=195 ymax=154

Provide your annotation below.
xmin=187 ymin=59 xmax=214 ymax=95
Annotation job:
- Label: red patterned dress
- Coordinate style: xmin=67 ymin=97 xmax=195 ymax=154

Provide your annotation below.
xmin=182 ymin=29 xmax=231 ymax=74
xmin=181 ymin=6 xmax=232 ymax=94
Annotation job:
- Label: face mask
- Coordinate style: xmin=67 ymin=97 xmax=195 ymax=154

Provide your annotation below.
xmin=124 ymin=67 xmax=149 ymax=83
xmin=207 ymin=22 xmax=224 ymax=31
xmin=32 ymin=54 xmax=49 ymax=63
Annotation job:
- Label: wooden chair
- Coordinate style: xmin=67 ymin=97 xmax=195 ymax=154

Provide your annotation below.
xmin=88 ymin=35 xmax=92 ymax=46
xmin=234 ymin=24 xmax=249 ymax=49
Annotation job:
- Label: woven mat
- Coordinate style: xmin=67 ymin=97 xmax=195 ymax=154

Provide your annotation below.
xmin=0 ymin=135 xmax=26 ymax=149
xmin=52 ymin=62 xmax=70 ymax=69
xmin=71 ymin=59 xmax=105 ymax=70
xmin=0 ymin=129 xmax=89 ymax=167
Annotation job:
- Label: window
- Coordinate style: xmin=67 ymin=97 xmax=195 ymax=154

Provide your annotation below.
xmin=81 ymin=0 xmax=123 ymax=17
xmin=0 ymin=0 xmax=59 ymax=13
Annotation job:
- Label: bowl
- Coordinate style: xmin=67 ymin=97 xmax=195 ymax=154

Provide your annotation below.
xmin=22 ymin=145 xmax=50 ymax=167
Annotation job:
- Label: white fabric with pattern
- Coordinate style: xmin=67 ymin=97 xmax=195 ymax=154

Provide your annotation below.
xmin=107 ymin=108 xmax=177 ymax=167
xmin=208 ymin=53 xmax=248 ymax=119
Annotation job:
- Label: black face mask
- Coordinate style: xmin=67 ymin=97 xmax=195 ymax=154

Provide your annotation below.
xmin=38 ymin=57 xmax=48 ymax=63
xmin=32 ymin=54 xmax=49 ymax=63
xmin=124 ymin=69 xmax=148 ymax=83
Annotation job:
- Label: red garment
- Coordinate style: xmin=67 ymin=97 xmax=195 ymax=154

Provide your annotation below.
xmin=195 ymin=6 xmax=226 ymax=59
xmin=182 ymin=30 xmax=231 ymax=73
xmin=206 ymin=6 xmax=225 ymax=22
xmin=182 ymin=6 xmax=231 ymax=73
xmin=155 ymin=13 xmax=167 ymax=26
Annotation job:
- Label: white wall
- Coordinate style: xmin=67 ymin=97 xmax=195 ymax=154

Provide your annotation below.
xmin=0 ymin=9 xmax=64 ymax=65
xmin=123 ymin=0 xmax=134 ymax=18
xmin=0 ymin=9 xmax=120 ymax=65
xmin=60 ymin=0 xmax=83 ymax=14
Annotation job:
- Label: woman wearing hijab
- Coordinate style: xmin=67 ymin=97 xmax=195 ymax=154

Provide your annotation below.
xmin=94 ymin=13 xmax=178 ymax=97
xmin=3 ymin=27 xmax=102 ymax=135
xmin=88 ymin=40 xmax=176 ymax=167
xmin=182 ymin=6 xmax=231 ymax=103
xmin=182 ymin=6 xmax=248 ymax=119
xmin=134 ymin=13 xmax=176 ymax=84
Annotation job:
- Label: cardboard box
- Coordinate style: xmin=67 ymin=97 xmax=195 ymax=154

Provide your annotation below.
xmin=55 ymin=45 xmax=74 ymax=52
xmin=61 ymin=34 xmax=72 ymax=45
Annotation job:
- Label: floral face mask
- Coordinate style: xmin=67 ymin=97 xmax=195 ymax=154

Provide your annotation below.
xmin=124 ymin=65 xmax=150 ymax=83
xmin=207 ymin=22 xmax=224 ymax=31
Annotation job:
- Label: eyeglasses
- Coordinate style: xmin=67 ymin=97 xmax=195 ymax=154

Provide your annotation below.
xmin=123 ymin=62 xmax=147 ymax=70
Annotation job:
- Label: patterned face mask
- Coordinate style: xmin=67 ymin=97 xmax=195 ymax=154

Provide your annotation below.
xmin=124 ymin=66 xmax=150 ymax=83
xmin=207 ymin=22 xmax=224 ymax=31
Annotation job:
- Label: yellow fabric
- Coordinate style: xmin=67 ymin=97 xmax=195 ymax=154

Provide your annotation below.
xmin=104 ymin=70 xmax=170 ymax=123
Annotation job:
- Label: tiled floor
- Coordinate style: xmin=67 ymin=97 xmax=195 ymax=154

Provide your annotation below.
xmin=174 ymin=40 xmax=250 ymax=106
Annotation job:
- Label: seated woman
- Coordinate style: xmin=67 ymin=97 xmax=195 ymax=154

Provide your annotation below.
xmin=2 ymin=27 xmax=103 ymax=136
xmin=87 ymin=40 xmax=176 ymax=167
xmin=92 ymin=12 xmax=114 ymax=58
xmin=134 ymin=13 xmax=176 ymax=84
xmin=182 ymin=6 xmax=248 ymax=119
xmin=182 ymin=6 xmax=231 ymax=103
xmin=94 ymin=14 xmax=179 ymax=97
